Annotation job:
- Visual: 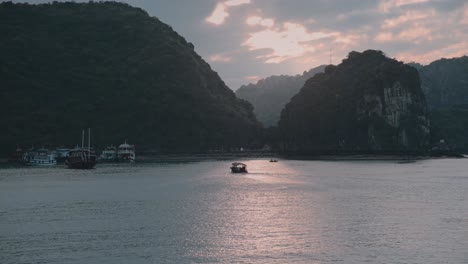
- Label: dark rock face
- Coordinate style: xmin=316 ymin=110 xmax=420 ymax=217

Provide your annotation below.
xmin=417 ymin=56 xmax=468 ymax=109
xmin=236 ymin=65 xmax=326 ymax=127
xmin=413 ymin=56 xmax=468 ymax=151
xmin=0 ymin=2 xmax=261 ymax=154
xmin=279 ymin=50 xmax=430 ymax=154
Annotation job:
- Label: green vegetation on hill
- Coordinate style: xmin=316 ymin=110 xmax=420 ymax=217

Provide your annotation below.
xmin=0 ymin=1 xmax=261 ymax=155
xmin=429 ymin=105 xmax=468 ymax=151
xmin=236 ymin=65 xmax=326 ymax=127
xmin=279 ymin=50 xmax=430 ymax=154
xmin=411 ymin=57 xmax=468 ymax=151
xmin=416 ymin=56 xmax=468 ymax=109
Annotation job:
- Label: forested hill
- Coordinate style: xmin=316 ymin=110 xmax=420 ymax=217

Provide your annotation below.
xmin=411 ymin=56 xmax=468 ymax=151
xmin=0 ymin=2 xmax=261 ymax=155
xmin=279 ymin=50 xmax=430 ymax=154
xmin=412 ymin=56 xmax=468 ymax=109
xmin=236 ymin=65 xmax=326 ymax=127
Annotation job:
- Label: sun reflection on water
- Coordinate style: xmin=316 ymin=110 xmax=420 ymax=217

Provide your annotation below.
xmin=185 ymin=159 xmax=331 ymax=263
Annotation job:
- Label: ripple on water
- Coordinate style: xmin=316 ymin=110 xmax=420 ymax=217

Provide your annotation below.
xmin=1 ymin=159 xmax=468 ymax=263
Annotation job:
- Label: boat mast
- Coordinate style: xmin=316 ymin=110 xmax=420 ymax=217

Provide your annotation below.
xmin=81 ymin=129 xmax=84 ymax=148
xmin=88 ymin=128 xmax=91 ymax=153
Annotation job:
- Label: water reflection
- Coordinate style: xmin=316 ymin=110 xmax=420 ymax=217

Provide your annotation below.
xmin=185 ymin=159 xmax=329 ymax=263
xmin=1 ymin=159 xmax=467 ymax=263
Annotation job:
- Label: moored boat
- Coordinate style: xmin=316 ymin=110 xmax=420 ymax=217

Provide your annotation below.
xmin=66 ymin=148 xmax=97 ymax=169
xmin=54 ymin=148 xmax=70 ymax=163
xmin=117 ymin=141 xmax=135 ymax=162
xmin=23 ymin=149 xmax=57 ymax=166
xmin=8 ymin=147 xmax=24 ymax=163
xmin=99 ymin=145 xmax=117 ymax=162
xmin=66 ymin=128 xmax=96 ymax=169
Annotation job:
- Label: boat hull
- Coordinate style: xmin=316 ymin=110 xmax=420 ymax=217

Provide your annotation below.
xmin=65 ymin=160 xmax=96 ymax=169
xmin=25 ymin=160 xmax=57 ymax=166
xmin=230 ymin=167 xmax=248 ymax=173
xmin=66 ymin=148 xmax=97 ymax=169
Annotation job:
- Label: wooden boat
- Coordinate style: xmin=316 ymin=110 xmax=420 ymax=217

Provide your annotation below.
xmin=230 ymin=162 xmax=247 ymax=173
xmin=66 ymin=129 xmax=96 ymax=169
xmin=66 ymin=148 xmax=96 ymax=169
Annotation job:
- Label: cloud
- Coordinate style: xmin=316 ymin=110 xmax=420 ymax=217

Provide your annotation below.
xmin=379 ymin=0 xmax=431 ymax=13
xmin=205 ymin=3 xmax=229 ymax=25
xmin=225 ymin=0 xmax=251 ymax=6
xmin=200 ymin=0 xmax=467 ymax=88
xmin=397 ymin=41 xmax=468 ymax=63
xmin=398 ymin=26 xmax=432 ymax=42
xmin=205 ymin=0 xmax=251 ymax=25
xmin=246 ymin=75 xmax=261 ymax=82
xmin=243 ymin=21 xmax=337 ymax=63
xmin=246 ymin=16 xmax=275 ymax=27
xmin=209 ymin=54 xmax=232 ymax=63
xmin=463 ymin=5 xmax=468 ymax=24
xmin=382 ymin=10 xmax=435 ymax=29
xmin=375 ymin=32 xmax=395 ymax=43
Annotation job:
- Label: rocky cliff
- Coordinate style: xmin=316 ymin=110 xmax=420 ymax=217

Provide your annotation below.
xmin=0 ymin=2 xmax=261 ymax=155
xmin=411 ymin=56 xmax=468 ymax=151
xmin=413 ymin=56 xmax=468 ymax=109
xmin=236 ymin=65 xmax=326 ymax=127
xmin=279 ymin=50 xmax=430 ymax=154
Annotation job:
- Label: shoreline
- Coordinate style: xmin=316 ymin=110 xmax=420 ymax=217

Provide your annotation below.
xmin=134 ymin=153 xmax=466 ymax=162
xmin=0 ymin=153 xmax=465 ymax=165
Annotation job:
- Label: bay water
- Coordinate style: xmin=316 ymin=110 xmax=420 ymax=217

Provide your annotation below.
xmin=1 ymin=159 xmax=467 ymax=263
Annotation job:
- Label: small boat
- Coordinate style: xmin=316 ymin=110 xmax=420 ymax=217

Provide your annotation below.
xmin=99 ymin=145 xmax=117 ymax=162
xmin=66 ymin=128 xmax=97 ymax=169
xmin=269 ymin=159 xmax=278 ymax=162
xmin=8 ymin=147 xmax=24 ymax=163
xmin=23 ymin=149 xmax=57 ymax=166
xmin=230 ymin=162 xmax=247 ymax=173
xmin=117 ymin=141 xmax=135 ymax=162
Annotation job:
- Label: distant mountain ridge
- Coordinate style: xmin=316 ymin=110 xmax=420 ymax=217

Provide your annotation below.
xmin=236 ymin=65 xmax=326 ymax=127
xmin=279 ymin=50 xmax=430 ymax=154
xmin=0 ymin=2 xmax=261 ymax=155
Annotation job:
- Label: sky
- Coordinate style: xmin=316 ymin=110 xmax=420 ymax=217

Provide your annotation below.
xmin=7 ymin=0 xmax=468 ymax=90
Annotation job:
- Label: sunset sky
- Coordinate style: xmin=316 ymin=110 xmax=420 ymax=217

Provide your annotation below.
xmin=9 ymin=0 xmax=468 ymax=89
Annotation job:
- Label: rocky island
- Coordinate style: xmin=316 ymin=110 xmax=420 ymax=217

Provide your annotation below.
xmin=279 ymin=50 xmax=430 ymax=155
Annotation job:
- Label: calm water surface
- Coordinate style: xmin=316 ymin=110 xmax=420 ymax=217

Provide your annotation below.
xmin=1 ymin=159 xmax=467 ymax=263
